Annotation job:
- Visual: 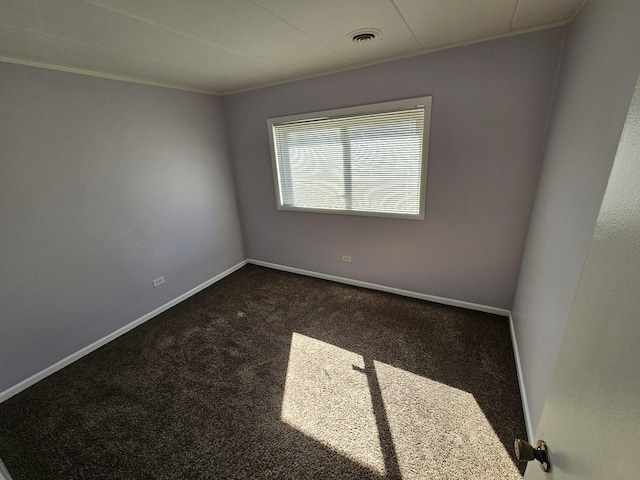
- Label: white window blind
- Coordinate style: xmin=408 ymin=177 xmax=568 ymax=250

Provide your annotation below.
xmin=268 ymin=97 xmax=431 ymax=219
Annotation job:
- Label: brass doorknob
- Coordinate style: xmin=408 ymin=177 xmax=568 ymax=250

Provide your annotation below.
xmin=514 ymin=439 xmax=550 ymax=472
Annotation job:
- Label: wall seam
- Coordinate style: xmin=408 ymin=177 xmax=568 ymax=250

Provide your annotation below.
xmin=508 ymin=25 xmax=569 ymax=310
xmin=220 ymin=96 xmax=250 ymax=258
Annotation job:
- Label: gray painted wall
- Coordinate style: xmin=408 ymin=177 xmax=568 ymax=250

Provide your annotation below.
xmin=511 ymin=0 xmax=640 ymax=431
xmin=223 ymin=28 xmax=565 ymax=309
xmin=525 ymin=72 xmax=640 ymax=480
xmin=0 ymin=63 xmax=244 ymax=392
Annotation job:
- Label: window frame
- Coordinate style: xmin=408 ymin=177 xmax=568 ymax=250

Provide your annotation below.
xmin=267 ymin=96 xmax=432 ymax=220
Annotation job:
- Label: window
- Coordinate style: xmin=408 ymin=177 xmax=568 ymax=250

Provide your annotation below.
xmin=268 ymin=96 xmax=431 ymax=220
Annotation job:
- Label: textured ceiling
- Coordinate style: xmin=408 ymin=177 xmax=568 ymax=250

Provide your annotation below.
xmin=0 ymin=0 xmax=586 ymax=94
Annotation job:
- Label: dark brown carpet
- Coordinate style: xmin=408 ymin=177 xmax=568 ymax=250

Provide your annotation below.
xmin=0 ymin=265 xmax=527 ymax=479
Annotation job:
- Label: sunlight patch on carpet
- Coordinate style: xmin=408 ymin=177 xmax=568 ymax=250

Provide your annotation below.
xmin=375 ymin=360 xmax=522 ymax=479
xmin=281 ymin=332 xmax=386 ymax=475
xmin=281 ymin=332 xmax=522 ymax=479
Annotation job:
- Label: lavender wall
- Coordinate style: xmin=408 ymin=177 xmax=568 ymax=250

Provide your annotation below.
xmin=223 ymin=28 xmax=565 ymax=309
xmin=0 ymin=63 xmax=244 ymax=392
xmin=512 ymin=0 xmax=640 ymax=431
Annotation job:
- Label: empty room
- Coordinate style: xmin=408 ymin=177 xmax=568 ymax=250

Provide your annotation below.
xmin=1 ymin=0 xmax=639 ymax=479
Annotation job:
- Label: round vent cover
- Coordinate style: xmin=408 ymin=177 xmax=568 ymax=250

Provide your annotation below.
xmin=347 ymin=28 xmax=381 ymax=44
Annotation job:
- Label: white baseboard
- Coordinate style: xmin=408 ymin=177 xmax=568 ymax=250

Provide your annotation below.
xmin=508 ymin=313 xmax=534 ymax=441
xmin=0 ymin=260 xmax=248 ymax=404
xmin=247 ymin=259 xmax=511 ymax=317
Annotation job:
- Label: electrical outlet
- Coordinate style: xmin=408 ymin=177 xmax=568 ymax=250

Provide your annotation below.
xmin=342 ymin=255 xmax=352 ymax=263
xmin=152 ymin=276 xmax=165 ymax=288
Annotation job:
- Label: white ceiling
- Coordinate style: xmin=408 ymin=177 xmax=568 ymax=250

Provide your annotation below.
xmin=0 ymin=0 xmax=586 ymax=94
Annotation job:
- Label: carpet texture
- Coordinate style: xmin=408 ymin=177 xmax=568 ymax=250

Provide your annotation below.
xmin=0 ymin=265 xmax=527 ymax=479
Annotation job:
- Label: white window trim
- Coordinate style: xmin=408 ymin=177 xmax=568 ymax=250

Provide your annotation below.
xmin=267 ymin=96 xmax=432 ymax=220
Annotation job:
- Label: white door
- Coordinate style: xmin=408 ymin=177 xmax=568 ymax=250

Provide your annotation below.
xmin=524 ymin=76 xmax=640 ymax=479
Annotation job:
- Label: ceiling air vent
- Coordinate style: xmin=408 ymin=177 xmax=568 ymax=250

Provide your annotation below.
xmin=348 ymin=29 xmax=381 ymax=44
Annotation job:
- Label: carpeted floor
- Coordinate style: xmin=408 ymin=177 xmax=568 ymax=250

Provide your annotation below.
xmin=0 ymin=265 xmax=527 ymax=479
